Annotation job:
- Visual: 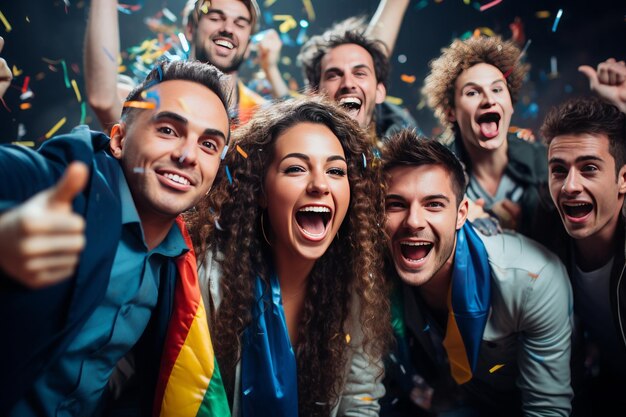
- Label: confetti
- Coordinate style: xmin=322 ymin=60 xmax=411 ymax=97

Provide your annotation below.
xmin=12 ymin=141 xmax=34 ymax=147
xmin=362 ymin=153 xmax=367 ymax=168
xmin=551 ymin=9 xmax=563 ymax=32
xmin=385 ymin=96 xmax=404 ymax=106
xmin=528 ymin=272 xmax=539 ymax=279
xmin=45 ymin=117 xmax=67 ymax=139
xmin=345 ymin=333 xmax=351 ymax=344
xmin=21 ymin=76 xmax=30 ymax=94
xmin=358 ymin=396 xmax=374 ymax=402
xmin=274 ymin=15 xmax=297 ymax=33
xmin=535 ymin=10 xmax=550 ymax=19
xmin=80 ymin=102 xmax=87 ymax=125
xmin=123 ymin=101 xmax=156 ymax=109
xmin=20 ymin=103 xmax=31 ymax=110
xmin=11 ymin=65 xmax=22 ymax=77
xmin=225 ymin=165 xmax=232 ymax=184
xmin=264 ymin=0 xmax=278 ymax=7
xmin=60 ymin=60 xmax=71 ymax=88
xmin=489 ymin=364 xmax=505 ymax=373
xmin=133 ymin=167 xmax=145 ymax=173
xmin=400 ymin=74 xmax=416 ymax=84
xmin=236 ymin=145 xmax=248 ymax=159
xmin=0 ymin=10 xmax=12 ymax=32
xmin=214 ymin=218 xmax=224 ymax=231
xmin=179 ymin=149 xmax=189 ymax=163
xmin=302 ymin=0 xmax=316 ymax=21
xmin=220 ymin=144 xmax=229 ymax=160
xmin=178 ymin=98 xmax=189 ymax=112
xmin=71 ymin=79 xmax=82 ymax=102
xmin=479 ymin=0 xmax=502 ymax=12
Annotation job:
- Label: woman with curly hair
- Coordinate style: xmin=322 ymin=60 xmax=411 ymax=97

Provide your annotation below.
xmin=187 ymin=96 xmax=391 ymax=417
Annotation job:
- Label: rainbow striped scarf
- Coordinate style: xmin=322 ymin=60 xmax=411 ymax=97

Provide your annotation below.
xmin=152 ymin=217 xmax=231 ymax=417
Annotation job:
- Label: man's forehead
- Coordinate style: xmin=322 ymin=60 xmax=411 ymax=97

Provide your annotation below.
xmin=549 ymin=133 xmax=611 ymax=157
xmin=322 ymin=43 xmax=375 ymax=69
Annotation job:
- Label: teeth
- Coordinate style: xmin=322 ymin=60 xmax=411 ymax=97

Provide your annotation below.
xmin=164 ymin=173 xmax=190 ymax=186
xmin=215 ymin=39 xmax=234 ymax=49
xmin=564 ymin=203 xmax=589 ymax=207
xmin=339 ymin=97 xmax=362 ymax=106
xmin=400 ymin=242 xmax=431 ymax=246
xmin=299 ymin=206 xmax=331 ymax=213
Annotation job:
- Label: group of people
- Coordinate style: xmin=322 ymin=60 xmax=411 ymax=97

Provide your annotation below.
xmin=1 ymin=0 xmax=626 ymax=416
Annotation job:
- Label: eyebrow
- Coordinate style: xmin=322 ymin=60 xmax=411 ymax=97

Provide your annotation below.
xmin=548 ymin=155 xmax=604 ymax=165
xmin=460 ymin=78 xmax=506 ymax=90
xmin=324 ymin=64 xmax=372 ymax=74
xmin=280 ymin=152 xmax=347 ymax=164
xmin=384 ymin=193 xmax=451 ymax=203
xmin=206 ymin=8 xmax=251 ymax=24
xmin=151 ymin=111 xmax=227 ymax=142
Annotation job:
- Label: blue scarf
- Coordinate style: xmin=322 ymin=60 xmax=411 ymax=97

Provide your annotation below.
xmin=241 ymin=273 xmax=298 ymax=417
xmin=442 ymin=222 xmax=492 ymax=384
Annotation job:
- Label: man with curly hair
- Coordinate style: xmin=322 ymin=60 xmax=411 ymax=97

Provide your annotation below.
xmin=422 ymin=36 xmax=547 ymax=239
xmin=380 ymin=129 xmax=573 ymax=416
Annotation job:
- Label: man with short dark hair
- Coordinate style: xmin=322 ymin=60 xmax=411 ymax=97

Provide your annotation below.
xmin=542 ymin=91 xmax=626 ymax=414
xmin=381 ymin=130 xmax=573 ymax=416
xmin=0 ymin=60 xmax=231 ymax=416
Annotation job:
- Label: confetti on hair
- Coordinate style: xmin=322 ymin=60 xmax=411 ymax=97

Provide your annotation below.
xmin=489 ymin=364 xmax=505 ymax=373
xmin=225 ymin=165 xmax=233 ymax=185
xmin=479 ymin=0 xmax=502 ymax=12
xmin=0 ymin=10 xmax=12 ymax=32
xmin=551 ymin=9 xmax=563 ymax=32
xmin=45 ymin=117 xmax=67 ymax=139
xmin=302 ymin=0 xmax=316 ymax=21
xmin=345 ymin=333 xmax=351 ymax=344
xmin=71 ymin=79 xmax=82 ymax=101
xmin=362 ymin=153 xmax=367 ymax=168
xmin=236 ymin=145 xmax=248 ymax=159
xmin=214 ymin=218 xmax=224 ymax=231
xmin=123 ymin=100 xmax=156 ymax=109
xmin=200 ymin=0 xmax=210 ymax=14
xmin=220 ymin=144 xmax=229 ymax=160
xmin=143 ymin=90 xmax=160 ymax=108
xmin=400 ymin=74 xmax=416 ymax=84
xmin=80 ymin=102 xmax=86 ymax=125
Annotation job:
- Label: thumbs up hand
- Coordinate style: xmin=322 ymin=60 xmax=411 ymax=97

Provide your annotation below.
xmin=0 ymin=162 xmax=89 ymax=288
xmin=579 ymin=58 xmax=626 ymax=113
xmin=0 ymin=36 xmax=12 ymax=99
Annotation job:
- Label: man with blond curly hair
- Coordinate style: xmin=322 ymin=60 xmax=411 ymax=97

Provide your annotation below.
xmin=422 ymin=36 xmax=548 ymax=240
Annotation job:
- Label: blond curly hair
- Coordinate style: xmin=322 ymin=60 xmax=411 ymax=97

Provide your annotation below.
xmin=422 ymin=36 xmax=529 ymax=128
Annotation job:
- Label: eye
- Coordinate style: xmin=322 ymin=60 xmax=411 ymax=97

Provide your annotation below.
xmin=235 ymin=19 xmax=250 ymax=29
xmin=327 ymin=167 xmax=346 ymax=177
xmin=157 ymin=126 xmax=177 ymax=136
xmin=325 ymin=72 xmax=340 ymax=81
xmin=465 ymin=89 xmax=478 ymax=97
xmin=284 ymin=165 xmax=306 ymax=174
xmin=582 ymin=164 xmax=599 ymax=173
xmin=354 ymin=71 xmax=367 ymax=77
xmin=201 ymin=139 xmax=218 ymax=153
xmin=426 ymin=201 xmax=445 ymax=209
xmin=492 ymin=86 xmax=504 ymax=93
xmin=549 ymin=165 xmax=567 ymax=176
xmin=385 ymin=200 xmax=406 ymax=211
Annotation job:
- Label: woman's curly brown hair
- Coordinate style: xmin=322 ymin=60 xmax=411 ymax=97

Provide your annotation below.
xmin=187 ymin=96 xmax=391 ymax=416
xmin=422 ymin=35 xmax=529 ymax=129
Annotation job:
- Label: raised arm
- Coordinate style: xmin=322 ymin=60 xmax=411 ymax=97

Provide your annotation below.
xmin=0 ymin=37 xmax=12 ymax=99
xmin=257 ymin=29 xmax=290 ymax=99
xmin=366 ymin=0 xmax=410 ymax=56
xmin=579 ymin=58 xmax=626 ymax=113
xmin=84 ymin=0 xmax=124 ymax=131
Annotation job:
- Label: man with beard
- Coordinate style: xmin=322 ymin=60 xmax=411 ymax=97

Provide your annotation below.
xmin=540 ymin=58 xmax=626 ymax=415
xmin=297 ymin=13 xmax=417 ymax=147
xmin=422 ymin=36 xmax=548 ymax=238
xmin=85 ymin=0 xmax=266 ymax=131
xmin=380 ymin=130 xmax=573 ymax=416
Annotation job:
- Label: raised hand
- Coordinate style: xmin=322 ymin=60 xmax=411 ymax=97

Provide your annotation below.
xmin=0 ymin=36 xmax=12 ymax=99
xmin=0 ymin=162 xmax=90 ymax=288
xmin=579 ymin=58 xmax=626 ymax=113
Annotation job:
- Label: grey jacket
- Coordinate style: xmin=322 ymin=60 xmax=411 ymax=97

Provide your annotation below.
xmin=199 ymin=251 xmax=385 ymax=417
xmin=383 ymin=230 xmax=574 ymax=416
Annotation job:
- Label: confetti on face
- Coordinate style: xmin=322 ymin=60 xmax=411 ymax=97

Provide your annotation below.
xmin=220 ymin=144 xmax=229 ymax=160
xmin=178 ymin=149 xmax=189 ymax=164
xmin=133 ymin=167 xmax=145 ymax=174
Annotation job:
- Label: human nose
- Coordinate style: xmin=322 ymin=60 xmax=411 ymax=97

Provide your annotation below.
xmin=307 ymin=170 xmax=330 ymax=195
xmin=172 ymin=136 xmax=198 ymax=166
xmin=340 ymin=73 xmax=356 ymax=90
xmin=562 ymin=169 xmax=583 ymax=195
xmin=480 ymin=90 xmax=496 ymax=108
xmin=404 ymin=203 xmax=425 ymax=231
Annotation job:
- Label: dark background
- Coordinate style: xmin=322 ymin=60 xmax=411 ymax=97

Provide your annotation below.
xmin=0 ymin=0 xmax=624 ymax=145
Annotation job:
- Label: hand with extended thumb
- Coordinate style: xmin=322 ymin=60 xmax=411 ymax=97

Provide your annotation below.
xmin=0 ymin=162 xmax=90 ymax=288
xmin=579 ymin=58 xmax=626 ymax=113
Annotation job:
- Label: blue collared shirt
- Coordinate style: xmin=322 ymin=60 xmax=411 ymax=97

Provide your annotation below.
xmin=11 ymin=168 xmax=187 ymax=417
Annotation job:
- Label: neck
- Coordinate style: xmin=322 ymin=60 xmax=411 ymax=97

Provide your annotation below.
xmin=574 ymin=212 xmax=622 ymax=271
xmin=139 ymin=213 xmax=176 ymax=251
xmin=273 ymin=254 xmax=314 ymax=346
xmin=463 ymin=138 xmax=508 ymax=196
xmin=418 ymin=241 xmax=457 ymax=315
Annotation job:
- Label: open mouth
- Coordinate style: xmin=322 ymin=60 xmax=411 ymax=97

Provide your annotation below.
xmin=338 ymin=97 xmax=362 ymax=116
xmin=295 ymin=206 xmax=331 ymax=237
xmin=477 ymin=112 xmax=501 ymax=139
xmin=563 ymin=202 xmax=593 ymax=219
xmin=214 ymin=39 xmax=234 ymax=50
xmin=400 ymin=241 xmax=433 ymax=262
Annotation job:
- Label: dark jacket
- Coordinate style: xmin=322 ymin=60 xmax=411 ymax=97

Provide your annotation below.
xmin=0 ymin=126 xmax=178 ymax=415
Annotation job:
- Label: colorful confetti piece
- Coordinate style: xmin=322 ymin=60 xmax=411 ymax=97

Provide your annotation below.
xmin=236 ymin=145 xmax=248 ymax=159
xmin=45 ymin=117 xmax=67 ymax=139
xmin=552 ymin=9 xmax=563 ymax=32
xmin=479 ymin=0 xmax=502 ymax=12
xmin=489 ymin=364 xmax=505 ymax=373
xmin=123 ymin=100 xmax=156 ymax=109
xmin=0 ymin=10 xmax=12 ymax=32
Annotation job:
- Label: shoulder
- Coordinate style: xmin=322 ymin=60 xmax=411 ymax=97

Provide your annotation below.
xmin=480 ymin=230 xmax=562 ymax=272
